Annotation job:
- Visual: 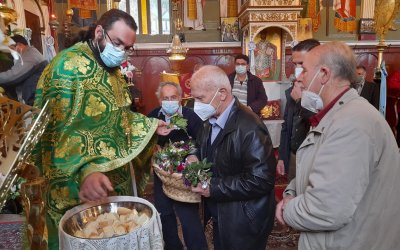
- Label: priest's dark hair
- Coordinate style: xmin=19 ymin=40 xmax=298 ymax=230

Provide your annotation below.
xmin=75 ymin=9 xmax=137 ymax=43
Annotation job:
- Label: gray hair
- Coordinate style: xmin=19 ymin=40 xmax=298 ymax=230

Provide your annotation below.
xmin=318 ymin=41 xmax=358 ymax=84
xmin=155 ymin=82 xmax=183 ymax=99
xmin=191 ymin=65 xmax=232 ymax=92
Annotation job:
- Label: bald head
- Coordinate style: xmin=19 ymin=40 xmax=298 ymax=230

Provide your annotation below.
xmin=313 ymin=41 xmax=357 ymax=85
xmin=298 ymin=41 xmax=357 ymax=107
xmin=191 ymin=65 xmax=232 ymax=92
xmin=191 ymin=65 xmax=233 ymax=118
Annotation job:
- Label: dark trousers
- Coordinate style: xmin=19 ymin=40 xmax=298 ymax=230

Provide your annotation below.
xmin=154 ymin=173 xmax=208 ymax=250
xmin=288 ymin=152 xmax=297 ymax=182
xmin=204 ymin=199 xmax=222 ymax=250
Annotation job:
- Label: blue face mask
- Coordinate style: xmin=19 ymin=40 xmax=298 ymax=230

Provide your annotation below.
xmin=162 ymin=100 xmax=180 ymax=116
xmin=235 ymin=65 xmax=247 ymax=75
xmin=97 ymin=31 xmax=126 ymax=68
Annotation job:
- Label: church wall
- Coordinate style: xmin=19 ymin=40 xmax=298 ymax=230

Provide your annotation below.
xmin=130 ymin=43 xmax=400 ymax=115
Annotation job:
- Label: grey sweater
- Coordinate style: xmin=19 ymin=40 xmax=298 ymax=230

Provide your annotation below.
xmin=0 ymin=46 xmax=45 ymax=83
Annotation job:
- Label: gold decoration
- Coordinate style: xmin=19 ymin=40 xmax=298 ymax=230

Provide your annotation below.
xmin=374 ymin=0 xmax=400 ymax=73
xmin=250 ymin=12 xmax=298 ymax=22
xmin=0 ymin=3 xmax=17 ymax=27
xmin=167 ymin=34 xmax=188 ymax=61
xmin=21 ymin=177 xmax=48 ymax=249
xmin=187 ymin=0 xmax=197 ymax=20
xmin=253 ymin=0 xmax=297 ymax=6
xmin=0 ymin=97 xmax=51 ymax=210
xmin=227 ymin=0 xmax=238 ymax=17
xmin=240 ymin=13 xmax=250 ymax=28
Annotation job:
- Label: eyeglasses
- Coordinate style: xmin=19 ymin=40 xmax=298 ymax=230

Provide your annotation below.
xmin=104 ymin=31 xmax=134 ymax=52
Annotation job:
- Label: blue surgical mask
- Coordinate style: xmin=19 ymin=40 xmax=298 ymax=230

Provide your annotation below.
xmin=301 ymin=69 xmax=324 ymax=113
xmin=162 ymin=100 xmax=180 ymax=116
xmin=235 ymin=65 xmax=247 ymax=75
xmin=194 ymin=89 xmax=220 ymax=121
xmin=97 ymin=31 xmax=126 ymax=68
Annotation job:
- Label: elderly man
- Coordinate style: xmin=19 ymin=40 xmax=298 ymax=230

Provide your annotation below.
xmin=189 ymin=65 xmax=276 ymax=250
xmin=148 ymin=82 xmax=207 ymax=250
xmin=276 ymin=41 xmax=400 ymax=249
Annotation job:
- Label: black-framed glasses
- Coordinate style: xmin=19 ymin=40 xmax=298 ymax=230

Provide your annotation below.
xmin=104 ymin=31 xmax=134 ymax=52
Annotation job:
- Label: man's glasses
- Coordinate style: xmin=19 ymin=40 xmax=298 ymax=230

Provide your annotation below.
xmin=104 ymin=31 xmax=134 ymax=52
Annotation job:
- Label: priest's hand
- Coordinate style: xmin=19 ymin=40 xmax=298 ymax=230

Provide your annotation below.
xmin=79 ymin=172 xmax=114 ymax=202
xmin=156 ymin=119 xmax=173 ymax=136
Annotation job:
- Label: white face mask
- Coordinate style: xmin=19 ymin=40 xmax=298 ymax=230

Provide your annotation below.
xmin=295 ymin=67 xmax=303 ymax=79
xmin=301 ymin=69 xmax=324 ymax=113
xmin=194 ymin=89 xmax=220 ymax=121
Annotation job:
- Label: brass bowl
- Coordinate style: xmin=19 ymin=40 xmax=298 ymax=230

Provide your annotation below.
xmin=62 ymin=200 xmax=153 ymax=238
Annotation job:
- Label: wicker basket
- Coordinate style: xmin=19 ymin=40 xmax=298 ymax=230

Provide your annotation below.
xmin=153 ymin=164 xmax=201 ymax=203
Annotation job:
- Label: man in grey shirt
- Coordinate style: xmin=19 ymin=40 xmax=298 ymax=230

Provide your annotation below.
xmin=0 ymin=35 xmax=47 ymax=105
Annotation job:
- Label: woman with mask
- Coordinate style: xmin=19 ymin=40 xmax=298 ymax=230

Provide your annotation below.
xmin=228 ymin=53 xmax=268 ymax=115
xmin=33 ymin=9 xmax=172 ymax=249
xmin=147 ymin=82 xmax=207 ymax=250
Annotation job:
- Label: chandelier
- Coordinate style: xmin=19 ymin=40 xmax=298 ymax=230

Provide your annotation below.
xmin=166 ymin=1 xmax=188 ymax=61
xmin=167 ymin=34 xmax=188 ymax=61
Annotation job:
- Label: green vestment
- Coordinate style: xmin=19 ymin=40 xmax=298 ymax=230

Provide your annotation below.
xmin=33 ymin=42 xmax=158 ymax=249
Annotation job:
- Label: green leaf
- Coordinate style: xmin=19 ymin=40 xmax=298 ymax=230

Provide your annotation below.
xmin=169 ymin=115 xmax=188 ymax=131
xmin=182 ymin=158 xmax=213 ymax=187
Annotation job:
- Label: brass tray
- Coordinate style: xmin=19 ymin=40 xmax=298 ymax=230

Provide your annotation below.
xmin=0 ymin=96 xmax=51 ymax=210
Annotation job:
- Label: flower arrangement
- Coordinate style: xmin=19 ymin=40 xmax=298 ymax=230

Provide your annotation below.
xmin=182 ymin=159 xmax=213 ymax=188
xmin=153 ymin=140 xmax=196 ymax=174
xmin=153 ymin=141 xmax=213 ymax=203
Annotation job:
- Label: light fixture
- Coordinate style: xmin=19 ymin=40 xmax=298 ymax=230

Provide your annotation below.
xmin=166 ymin=34 xmax=188 ymax=61
xmin=167 ymin=1 xmax=188 ymax=61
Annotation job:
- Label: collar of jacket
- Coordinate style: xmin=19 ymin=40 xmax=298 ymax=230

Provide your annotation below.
xmin=203 ymin=98 xmax=243 ymax=145
xmin=310 ymin=88 xmax=361 ymax=134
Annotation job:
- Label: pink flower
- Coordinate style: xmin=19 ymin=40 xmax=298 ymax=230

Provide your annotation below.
xmin=126 ymin=71 xmax=134 ymax=79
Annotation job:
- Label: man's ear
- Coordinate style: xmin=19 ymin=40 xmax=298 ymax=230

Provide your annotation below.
xmin=94 ymin=25 xmax=104 ymax=41
xmin=219 ymin=88 xmax=228 ymax=101
xmin=320 ymin=66 xmax=331 ymax=85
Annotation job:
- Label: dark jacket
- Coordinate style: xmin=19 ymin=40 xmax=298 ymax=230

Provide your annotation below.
xmin=278 ymin=87 xmax=296 ymax=169
xmin=360 ymin=80 xmax=379 ymax=110
xmin=278 ymin=87 xmax=315 ymax=170
xmin=197 ymin=99 xmax=276 ymax=250
xmin=148 ymin=106 xmax=202 ymax=146
xmin=228 ymin=71 xmax=268 ymax=115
